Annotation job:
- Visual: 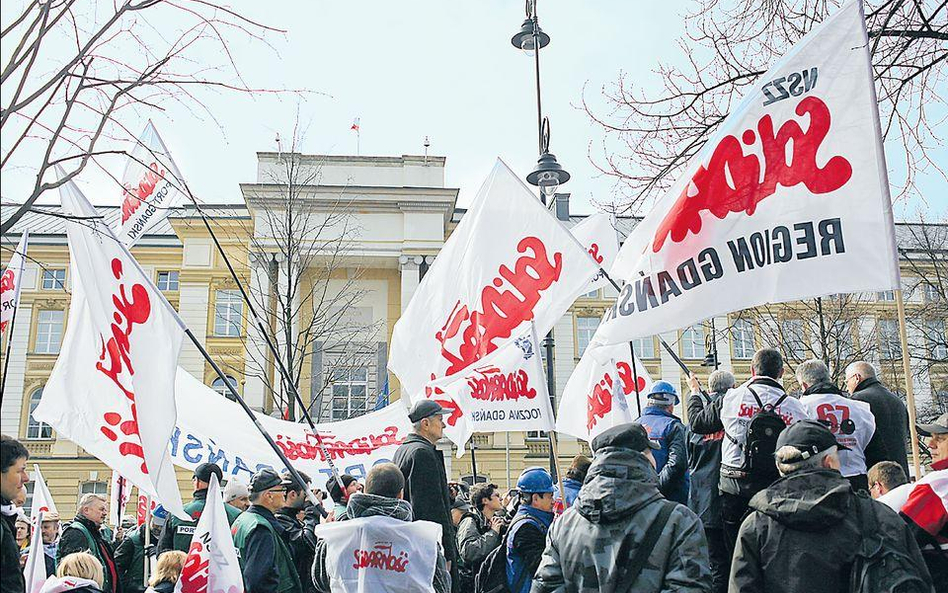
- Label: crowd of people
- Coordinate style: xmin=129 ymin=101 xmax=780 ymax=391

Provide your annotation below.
xmin=2 ymin=347 xmax=946 ymax=592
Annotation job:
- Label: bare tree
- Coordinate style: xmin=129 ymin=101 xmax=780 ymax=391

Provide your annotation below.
xmin=240 ymin=129 xmax=381 ymax=422
xmin=1 ymin=0 xmax=285 ymax=234
xmin=586 ymin=0 xmax=947 ymax=210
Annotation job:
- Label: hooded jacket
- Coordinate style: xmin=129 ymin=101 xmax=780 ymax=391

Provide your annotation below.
xmin=311 ymin=492 xmax=450 ymax=593
xmin=274 ymin=504 xmax=320 ymax=593
xmin=730 ymin=468 xmax=932 ymax=593
xmin=531 ymin=447 xmax=712 ymax=593
xmin=638 ymin=405 xmax=690 ymax=504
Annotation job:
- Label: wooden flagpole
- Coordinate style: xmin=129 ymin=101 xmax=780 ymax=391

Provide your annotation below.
xmin=895 ymin=289 xmax=923 ymax=479
xmin=143 ymin=496 xmax=151 ymax=587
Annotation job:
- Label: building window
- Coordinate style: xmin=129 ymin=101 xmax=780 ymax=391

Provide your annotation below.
xmin=924 ymin=284 xmax=943 ymax=303
xmin=79 ymin=481 xmax=107 ymax=504
xmin=936 ymin=390 xmax=948 ymax=414
xmin=42 ymin=269 xmax=66 ymax=290
xmin=213 ymin=290 xmax=243 ymax=337
xmin=781 ymin=319 xmax=806 ymax=359
xmin=330 ymin=367 xmax=369 ymax=421
xmin=876 ymin=290 xmax=895 ymax=302
xmin=631 ymin=336 xmax=655 ymax=359
xmin=878 ymin=318 xmax=901 ymax=359
xmin=576 ymin=316 xmax=599 ymax=356
xmin=23 ymin=483 xmax=35 ymax=516
xmin=211 ymin=376 xmax=239 ymax=401
xmin=831 ymin=319 xmax=856 ymax=361
xmin=26 ymin=388 xmax=53 ymax=439
xmin=681 ymin=324 xmax=706 ymax=359
xmin=925 ymin=319 xmax=947 ymax=360
xmin=35 ymin=310 xmax=64 ymax=354
xmin=581 ymin=288 xmax=600 ymax=299
xmin=156 ymin=271 xmax=179 ymax=291
xmin=731 ymin=319 xmax=755 ymax=359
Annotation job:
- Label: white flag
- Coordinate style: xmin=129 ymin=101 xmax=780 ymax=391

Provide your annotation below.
xmin=23 ymin=509 xmax=47 ymax=593
xmin=426 ymin=324 xmax=553 ymax=455
xmin=570 ymin=213 xmax=620 ymax=293
xmin=176 ymin=475 xmax=242 ymax=593
xmin=557 ymin=342 xmax=654 ymax=442
xmin=29 ymin=465 xmax=57 ymax=523
xmin=108 ymin=471 xmax=130 ymax=527
xmin=34 ymin=172 xmax=187 ymax=519
xmin=116 ymin=121 xmax=187 ymax=248
xmin=594 ymin=0 xmax=899 ymax=347
xmin=1 ymin=231 xmax=29 ymax=334
xmin=389 ymin=159 xmax=598 ymax=403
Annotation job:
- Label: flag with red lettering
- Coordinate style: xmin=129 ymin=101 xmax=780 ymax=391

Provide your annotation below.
xmin=1 ymin=231 xmax=29 ymax=334
xmin=570 ymin=213 xmax=620 ymax=293
xmin=425 ymin=323 xmax=553 ymax=455
xmin=115 ymin=121 xmax=187 ymax=248
xmin=556 ymin=341 xmax=654 ymax=442
xmin=34 ymin=171 xmax=187 ymax=520
xmin=176 ymin=475 xmax=242 ymax=593
xmin=108 ymin=471 xmax=130 ymax=527
xmin=593 ymin=0 xmax=900 ymax=347
xmin=389 ymin=159 xmax=599 ymax=407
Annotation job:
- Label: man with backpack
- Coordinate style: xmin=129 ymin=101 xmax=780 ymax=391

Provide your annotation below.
xmin=730 ymin=419 xmax=932 ymax=593
xmin=531 ymin=423 xmax=712 ymax=593
xmin=501 ymin=467 xmax=555 ymax=593
xmin=688 ymin=347 xmax=808 ymax=558
xmin=457 ymin=482 xmax=504 ymax=592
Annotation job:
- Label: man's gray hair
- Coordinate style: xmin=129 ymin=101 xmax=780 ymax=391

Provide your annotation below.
xmin=796 ymin=359 xmax=830 ymax=388
xmin=775 ymin=445 xmax=837 ymax=476
xmin=845 ymin=361 xmax=877 ymax=380
xmin=708 ymin=370 xmax=736 ymax=394
xmin=412 ymin=419 xmax=425 ymax=433
xmin=77 ymin=493 xmax=106 ymax=510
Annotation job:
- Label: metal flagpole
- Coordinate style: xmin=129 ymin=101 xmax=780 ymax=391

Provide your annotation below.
xmin=895 ymin=290 xmax=923 ymax=478
xmin=470 ymin=443 xmax=479 ymax=484
xmin=505 ymin=432 xmax=511 ymax=490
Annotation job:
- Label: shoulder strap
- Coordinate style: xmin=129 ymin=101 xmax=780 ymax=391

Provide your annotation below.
xmin=746 ymin=384 xmax=764 ymax=409
xmin=613 ymin=502 xmax=676 ymax=593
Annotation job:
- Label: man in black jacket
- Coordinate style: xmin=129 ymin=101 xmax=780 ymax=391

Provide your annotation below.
xmin=114 ymin=514 xmax=164 ymax=593
xmin=274 ymin=470 xmax=319 ymax=593
xmin=845 ymin=361 xmax=907 ymax=475
xmin=1 ymin=435 xmax=30 ymax=593
xmin=58 ymin=494 xmax=121 ymax=593
xmin=686 ymin=369 xmax=732 ymax=593
xmin=393 ymin=400 xmax=458 ymax=575
xmin=158 ymin=462 xmax=241 ymax=554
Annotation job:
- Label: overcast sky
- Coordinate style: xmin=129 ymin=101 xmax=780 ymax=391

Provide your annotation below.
xmin=3 ymin=1 xmax=945 ymax=219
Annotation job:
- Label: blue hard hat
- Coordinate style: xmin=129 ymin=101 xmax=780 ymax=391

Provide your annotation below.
xmin=517 ymin=466 xmax=554 ymax=494
xmin=648 ymin=380 xmax=679 ymax=405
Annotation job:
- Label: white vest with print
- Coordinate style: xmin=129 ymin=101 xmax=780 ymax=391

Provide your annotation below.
xmin=800 ymin=391 xmax=876 ymax=477
xmin=720 ymin=379 xmax=810 ymax=468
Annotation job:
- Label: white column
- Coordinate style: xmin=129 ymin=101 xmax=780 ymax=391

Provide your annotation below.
xmin=177 ymin=282 xmax=210 ymax=378
xmin=399 ymin=255 xmax=423 ymax=313
xmin=0 ymin=306 xmax=32 ymax=436
xmin=243 ymin=252 xmax=271 ymax=409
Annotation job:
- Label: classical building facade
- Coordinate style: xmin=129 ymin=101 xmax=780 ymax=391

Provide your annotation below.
xmin=1 ymin=152 xmax=945 ymax=519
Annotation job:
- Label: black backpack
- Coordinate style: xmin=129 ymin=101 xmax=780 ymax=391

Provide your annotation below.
xmin=736 ymin=385 xmax=789 ymax=485
xmin=849 ymin=495 xmax=932 ymax=593
xmin=474 ymin=516 xmax=535 ymax=593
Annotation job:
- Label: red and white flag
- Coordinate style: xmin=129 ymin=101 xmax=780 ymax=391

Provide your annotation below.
xmin=115 ymin=121 xmax=187 ymax=248
xmin=350 ymin=117 xmax=360 ymax=131
xmin=570 ymin=213 xmax=620 ymax=293
xmin=24 ymin=465 xmax=57 ymax=593
xmin=557 ymin=341 xmax=654 ymax=442
xmin=389 ymin=159 xmax=599 ymax=406
xmin=176 ymin=475 xmax=242 ymax=593
xmin=426 ymin=323 xmax=553 ymax=455
xmin=29 ymin=465 xmax=57 ymax=524
xmin=34 ymin=171 xmax=187 ymax=519
xmin=593 ymin=0 xmax=900 ymax=347
xmin=1 ymin=231 xmax=29 ymax=334
xmin=108 ymin=471 xmax=130 ymax=527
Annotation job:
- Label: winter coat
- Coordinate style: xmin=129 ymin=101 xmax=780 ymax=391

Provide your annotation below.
xmin=58 ymin=515 xmax=121 ymax=593
xmin=232 ymin=505 xmax=302 ymax=593
xmin=560 ymin=478 xmax=582 ymax=509
xmin=687 ymin=390 xmax=725 ymax=529
xmin=456 ymin=510 xmax=501 ymax=590
xmin=114 ymin=524 xmax=159 ymax=593
xmin=311 ymin=492 xmax=450 ymax=593
xmin=730 ymin=468 xmax=932 ymax=593
xmin=157 ymin=488 xmax=241 ymax=553
xmin=531 ymin=447 xmax=712 ymax=593
xmin=851 ymin=377 xmax=908 ymax=476
xmin=392 ymin=433 xmax=458 ymax=562
xmin=273 ymin=505 xmax=320 ymax=593
xmin=638 ymin=405 xmax=690 ymax=504
xmin=143 ymin=582 xmax=174 ymax=593
xmin=2 ymin=501 xmax=26 ymax=593
xmin=507 ymin=505 xmax=553 ymax=593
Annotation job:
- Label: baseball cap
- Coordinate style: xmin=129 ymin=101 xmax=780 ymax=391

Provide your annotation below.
xmin=193 ymin=463 xmax=223 ymax=483
xmin=249 ymin=468 xmax=283 ymax=493
xmin=591 ymin=423 xmax=661 ymax=454
xmin=776 ymin=419 xmax=851 ymax=462
xmin=408 ymin=399 xmax=450 ymax=423
xmin=918 ymin=413 xmax=948 ymax=436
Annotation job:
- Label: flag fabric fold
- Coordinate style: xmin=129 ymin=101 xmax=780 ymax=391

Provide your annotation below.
xmin=1 ymin=230 xmax=29 ymax=333
xmin=569 ymin=213 xmax=620 ymax=293
xmin=176 ymin=474 xmax=243 ymax=593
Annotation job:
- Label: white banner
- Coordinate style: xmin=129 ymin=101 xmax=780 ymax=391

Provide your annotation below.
xmin=389 ymin=158 xmax=598 ymax=404
xmin=176 ymin=475 xmax=242 ymax=593
xmin=557 ymin=342 xmax=654 ymax=442
xmin=570 ymin=213 xmax=619 ymax=293
xmin=24 ymin=510 xmax=47 ymax=593
xmin=116 ymin=121 xmax=187 ymax=248
xmin=29 ymin=465 xmax=57 ymax=524
xmin=593 ymin=0 xmax=899 ymax=347
xmin=35 ymin=171 xmax=187 ymax=520
xmin=169 ymin=368 xmax=413 ymax=488
xmin=313 ymin=515 xmax=441 ymax=593
xmin=1 ymin=231 xmax=28 ymax=334
xmin=426 ymin=324 xmax=553 ymax=455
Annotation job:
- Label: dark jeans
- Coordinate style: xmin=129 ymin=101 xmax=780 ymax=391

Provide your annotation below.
xmin=720 ymin=491 xmax=751 ymax=561
xmin=704 ymin=526 xmax=728 ymax=593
